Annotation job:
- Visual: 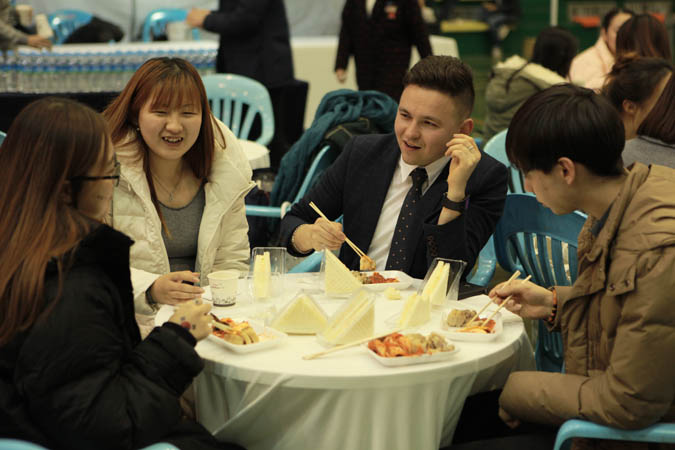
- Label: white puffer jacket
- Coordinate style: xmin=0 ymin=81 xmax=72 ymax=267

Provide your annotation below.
xmin=112 ymin=120 xmax=255 ymax=316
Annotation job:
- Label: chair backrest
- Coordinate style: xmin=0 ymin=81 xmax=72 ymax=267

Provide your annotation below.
xmin=0 ymin=130 xmax=6 ymax=145
xmin=494 ymin=193 xmax=587 ymax=372
xmin=202 ymin=74 xmax=274 ymax=146
xmin=0 ymin=439 xmax=48 ymax=449
xmin=47 ymin=9 xmax=93 ymax=44
xmin=141 ymin=8 xmax=199 ymax=42
xmin=554 ymin=419 xmax=675 ymax=450
xmin=483 ymin=129 xmax=524 ymax=194
xmin=465 ymin=235 xmax=496 ymax=287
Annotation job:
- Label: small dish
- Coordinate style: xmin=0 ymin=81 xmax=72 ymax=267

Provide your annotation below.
xmin=441 ymin=310 xmax=503 ymax=342
xmin=364 ymin=343 xmax=460 ymax=367
xmin=207 ymin=318 xmax=287 ymax=353
xmin=358 ymin=270 xmax=414 ymax=292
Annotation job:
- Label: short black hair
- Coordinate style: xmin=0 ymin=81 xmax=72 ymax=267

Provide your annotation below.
xmin=403 ymin=55 xmax=475 ymax=118
xmin=506 ymin=84 xmax=625 ymax=177
xmin=602 ymin=7 xmax=634 ymax=30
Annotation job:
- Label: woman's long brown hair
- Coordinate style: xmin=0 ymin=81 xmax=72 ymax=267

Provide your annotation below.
xmin=103 ymin=57 xmax=222 ymax=233
xmin=0 ymin=97 xmax=111 ymax=346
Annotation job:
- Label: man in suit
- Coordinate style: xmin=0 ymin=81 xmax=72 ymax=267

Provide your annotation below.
xmin=281 ymin=55 xmax=508 ymax=279
xmin=335 ymin=0 xmax=432 ymax=102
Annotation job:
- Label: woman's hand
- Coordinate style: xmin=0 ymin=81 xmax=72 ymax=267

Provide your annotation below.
xmin=150 ymin=271 xmax=204 ymax=305
xmin=489 ymin=279 xmax=554 ymax=320
xmin=169 ymin=299 xmax=212 ymax=341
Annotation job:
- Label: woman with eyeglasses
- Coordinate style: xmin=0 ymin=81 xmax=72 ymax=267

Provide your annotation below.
xmin=104 ymin=58 xmax=254 ymax=334
xmin=0 ymin=97 xmax=243 ymax=449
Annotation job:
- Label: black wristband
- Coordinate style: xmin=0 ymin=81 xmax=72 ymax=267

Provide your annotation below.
xmin=441 ymin=193 xmax=466 ymax=213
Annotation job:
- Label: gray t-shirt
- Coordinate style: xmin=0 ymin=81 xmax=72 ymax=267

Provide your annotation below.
xmin=159 ymin=183 xmax=206 ymax=272
xmin=623 ymin=136 xmax=675 ymax=169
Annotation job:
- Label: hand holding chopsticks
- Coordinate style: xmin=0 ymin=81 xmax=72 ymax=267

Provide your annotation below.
xmin=308 ymin=201 xmax=376 ymax=269
xmin=464 ymin=270 xmax=521 ymax=328
xmin=484 ymin=275 xmax=532 ymax=324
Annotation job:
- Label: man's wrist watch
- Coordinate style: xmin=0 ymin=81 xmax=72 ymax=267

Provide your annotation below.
xmin=441 ymin=192 xmax=466 ymax=213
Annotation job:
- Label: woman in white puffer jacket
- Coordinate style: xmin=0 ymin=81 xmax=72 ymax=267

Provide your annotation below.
xmin=104 ymin=57 xmax=255 ymax=329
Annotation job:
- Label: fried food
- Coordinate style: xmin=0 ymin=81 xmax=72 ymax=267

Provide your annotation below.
xmin=360 ymin=254 xmax=376 ymax=271
xmin=446 ymin=308 xmax=478 ymax=327
xmin=212 ymin=317 xmax=260 ymax=344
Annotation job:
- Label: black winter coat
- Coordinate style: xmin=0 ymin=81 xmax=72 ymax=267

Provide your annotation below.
xmin=203 ymin=0 xmax=295 ymax=89
xmin=0 ymin=225 xmax=203 ymax=449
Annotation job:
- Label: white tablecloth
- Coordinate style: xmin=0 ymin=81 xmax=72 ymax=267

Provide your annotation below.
xmin=156 ymin=273 xmax=534 ymax=450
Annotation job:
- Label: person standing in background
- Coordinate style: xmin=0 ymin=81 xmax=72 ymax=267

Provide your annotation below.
xmin=186 ymin=0 xmax=295 ymax=169
xmin=568 ymin=7 xmax=633 ymax=91
xmin=334 ymin=0 xmax=432 ymax=102
xmin=0 ymin=0 xmax=50 ymax=51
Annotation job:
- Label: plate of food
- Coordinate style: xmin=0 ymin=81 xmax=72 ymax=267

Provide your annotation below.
xmin=366 ymin=331 xmax=459 ymax=366
xmin=208 ymin=316 xmax=287 ymax=353
xmin=441 ymin=306 xmax=503 ymax=342
xmin=352 ymin=270 xmax=414 ymax=292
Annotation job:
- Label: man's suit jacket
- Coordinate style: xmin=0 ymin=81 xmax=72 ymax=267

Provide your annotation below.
xmin=335 ymin=0 xmax=432 ymax=101
xmin=280 ymin=133 xmax=508 ymax=279
xmin=203 ymin=0 xmax=294 ymax=89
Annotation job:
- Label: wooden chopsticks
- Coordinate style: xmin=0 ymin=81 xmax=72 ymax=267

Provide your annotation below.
xmin=482 ymin=275 xmax=532 ymax=325
xmin=464 ymin=270 xmax=521 ymax=328
xmin=308 ymin=201 xmax=369 ymax=260
xmin=302 ymin=328 xmax=404 ymax=360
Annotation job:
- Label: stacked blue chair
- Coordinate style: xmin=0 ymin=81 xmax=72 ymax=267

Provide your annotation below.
xmin=0 ymin=130 xmax=6 ymax=145
xmin=47 ymin=9 xmax=93 ymax=44
xmin=0 ymin=439 xmax=180 ymax=449
xmin=554 ymin=419 xmax=675 ymax=450
xmin=493 ymin=193 xmax=586 ymax=372
xmin=141 ymin=8 xmax=200 ymax=42
xmin=202 ymin=74 xmax=274 ymax=146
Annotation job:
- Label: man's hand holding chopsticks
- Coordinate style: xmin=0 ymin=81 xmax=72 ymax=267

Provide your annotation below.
xmin=291 ymin=218 xmax=346 ymax=253
xmin=489 ymin=280 xmax=554 ymax=320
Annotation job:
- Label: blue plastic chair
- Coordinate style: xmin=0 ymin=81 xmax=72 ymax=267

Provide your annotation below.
xmin=0 ymin=439 xmax=48 ymax=449
xmin=0 ymin=130 xmax=6 ymax=145
xmin=466 ymin=235 xmax=496 ymax=287
xmin=141 ymin=8 xmax=200 ymax=42
xmin=554 ymin=419 xmax=675 ymax=450
xmin=494 ymin=193 xmax=587 ymax=372
xmin=246 ymin=144 xmax=336 ymax=219
xmin=0 ymin=439 xmax=179 ymax=450
xmin=47 ymin=9 xmax=93 ymax=44
xmin=202 ymin=74 xmax=274 ymax=147
xmin=482 ymin=129 xmax=524 ymax=194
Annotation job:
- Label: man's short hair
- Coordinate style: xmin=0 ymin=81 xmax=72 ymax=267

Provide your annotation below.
xmin=506 ymin=84 xmax=625 ymax=177
xmin=403 ymin=55 xmax=475 ymax=118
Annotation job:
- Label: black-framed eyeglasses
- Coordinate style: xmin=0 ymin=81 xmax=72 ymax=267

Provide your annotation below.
xmin=70 ymin=160 xmax=121 ymax=187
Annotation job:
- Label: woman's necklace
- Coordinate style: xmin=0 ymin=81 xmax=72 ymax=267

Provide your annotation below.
xmin=152 ymin=168 xmax=184 ymax=203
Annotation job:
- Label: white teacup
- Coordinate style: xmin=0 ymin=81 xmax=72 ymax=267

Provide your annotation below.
xmin=208 ymin=270 xmax=239 ymax=306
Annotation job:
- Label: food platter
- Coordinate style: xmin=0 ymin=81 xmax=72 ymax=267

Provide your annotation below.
xmin=357 ymin=270 xmax=414 ymax=292
xmin=207 ymin=318 xmax=287 ymax=353
xmin=441 ymin=306 xmax=504 ymax=342
xmin=365 ymin=343 xmax=460 ymax=366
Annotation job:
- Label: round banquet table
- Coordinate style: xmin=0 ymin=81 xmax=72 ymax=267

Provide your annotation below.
xmin=156 ymin=273 xmax=535 ymax=450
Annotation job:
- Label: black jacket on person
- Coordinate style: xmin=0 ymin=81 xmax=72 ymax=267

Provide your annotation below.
xmin=202 ymin=0 xmax=294 ymax=89
xmin=280 ymin=133 xmax=508 ymax=279
xmin=0 ymin=225 xmax=205 ymax=450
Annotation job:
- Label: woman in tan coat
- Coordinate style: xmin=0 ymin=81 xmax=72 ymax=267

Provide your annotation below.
xmin=489 ymin=85 xmax=675 ymax=449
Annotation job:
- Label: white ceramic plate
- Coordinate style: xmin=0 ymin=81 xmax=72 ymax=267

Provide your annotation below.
xmin=359 ymin=270 xmax=414 ymax=291
xmin=208 ymin=318 xmax=287 ymax=353
xmin=365 ymin=342 xmax=460 ymax=366
xmin=441 ymin=309 xmax=503 ymax=342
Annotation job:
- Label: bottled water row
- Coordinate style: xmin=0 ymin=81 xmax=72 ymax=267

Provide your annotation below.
xmin=0 ymin=46 xmax=217 ymax=93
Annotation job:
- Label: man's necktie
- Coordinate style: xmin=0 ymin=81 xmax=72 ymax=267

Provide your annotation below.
xmin=386 ymin=167 xmax=427 ymax=270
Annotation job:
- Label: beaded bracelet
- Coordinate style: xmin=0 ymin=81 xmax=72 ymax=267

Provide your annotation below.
xmin=547 ymin=287 xmax=558 ymax=324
